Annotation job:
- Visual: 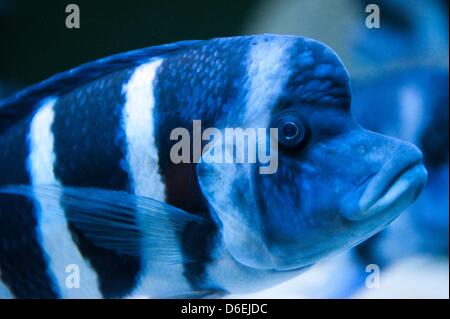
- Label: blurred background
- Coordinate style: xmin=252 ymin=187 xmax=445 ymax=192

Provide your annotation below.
xmin=0 ymin=0 xmax=448 ymax=298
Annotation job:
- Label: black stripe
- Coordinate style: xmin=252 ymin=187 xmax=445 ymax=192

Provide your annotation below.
xmin=153 ymin=37 xmax=252 ymax=289
xmin=0 ymin=118 xmax=59 ymax=298
xmin=280 ymin=38 xmax=351 ymax=110
xmin=52 ymin=68 xmax=141 ymax=298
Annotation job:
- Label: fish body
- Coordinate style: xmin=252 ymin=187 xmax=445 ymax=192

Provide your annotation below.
xmin=0 ymin=35 xmax=427 ymax=298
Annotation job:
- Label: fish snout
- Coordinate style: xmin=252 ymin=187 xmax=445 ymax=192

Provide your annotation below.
xmin=342 ymin=141 xmax=428 ymax=221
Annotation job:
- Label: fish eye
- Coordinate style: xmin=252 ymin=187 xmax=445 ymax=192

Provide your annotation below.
xmin=281 ymin=122 xmax=299 ymax=140
xmin=271 ymin=111 xmax=308 ymax=149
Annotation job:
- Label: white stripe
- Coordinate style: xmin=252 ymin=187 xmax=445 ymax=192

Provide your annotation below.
xmin=122 ymin=59 xmax=166 ymax=200
xmin=244 ymin=37 xmax=294 ymax=127
xmin=28 ymin=99 xmax=101 ymax=298
xmin=122 ymin=60 xmax=191 ymax=297
xmin=205 ymin=38 xmax=295 ymax=289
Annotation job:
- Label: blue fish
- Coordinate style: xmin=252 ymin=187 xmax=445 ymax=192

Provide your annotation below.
xmin=0 ymin=34 xmax=427 ymax=298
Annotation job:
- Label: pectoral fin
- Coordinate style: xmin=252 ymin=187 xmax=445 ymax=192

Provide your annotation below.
xmin=0 ymin=184 xmax=204 ymax=264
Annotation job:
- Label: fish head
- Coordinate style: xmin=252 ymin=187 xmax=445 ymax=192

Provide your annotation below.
xmin=256 ymin=109 xmax=427 ymax=271
xmin=197 ymin=35 xmax=427 ymax=271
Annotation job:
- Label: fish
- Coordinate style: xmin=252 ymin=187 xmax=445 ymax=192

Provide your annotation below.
xmin=0 ymin=34 xmax=427 ymax=299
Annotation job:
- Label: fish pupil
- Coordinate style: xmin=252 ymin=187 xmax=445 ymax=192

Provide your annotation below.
xmin=282 ymin=122 xmax=299 ymax=140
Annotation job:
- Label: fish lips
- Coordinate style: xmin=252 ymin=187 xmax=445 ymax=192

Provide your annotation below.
xmin=342 ymin=144 xmax=428 ymax=221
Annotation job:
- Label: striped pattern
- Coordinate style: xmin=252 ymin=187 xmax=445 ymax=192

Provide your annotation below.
xmin=0 ymin=35 xmax=303 ymax=297
xmin=205 ymin=36 xmax=296 ymax=290
xmin=50 ymin=67 xmax=141 ymax=298
xmin=0 ymin=112 xmax=58 ymax=298
xmin=120 ymin=60 xmax=194 ymax=297
xmin=152 ymin=37 xmax=252 ymax=292
xmin=27 ymin=98 xmax=101 ymax=298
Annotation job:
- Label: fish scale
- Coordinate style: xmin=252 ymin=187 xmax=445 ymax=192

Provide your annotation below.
xmin=0 ymin=34 xmax=427 ymax=298
xmin=52 ymin=68 xmax=142 ymax=298
xmin=0 ymin=116 xmax=59 ymax=298
xmin=154 ymin=37 xmax=251 ymax=291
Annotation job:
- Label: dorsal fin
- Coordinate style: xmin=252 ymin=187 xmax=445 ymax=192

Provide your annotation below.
xmin=0 ymin=39 xmax=203 ymax=134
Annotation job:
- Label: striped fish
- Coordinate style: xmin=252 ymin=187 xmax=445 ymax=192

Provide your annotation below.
xmin=0 ymin=35 xmax=427 ymax=298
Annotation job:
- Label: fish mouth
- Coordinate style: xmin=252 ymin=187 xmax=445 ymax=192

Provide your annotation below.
xmin=361 ymin=162 xmax=427 ymax=217
xmin=352 ymin=146 xmax=428 ymax=221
